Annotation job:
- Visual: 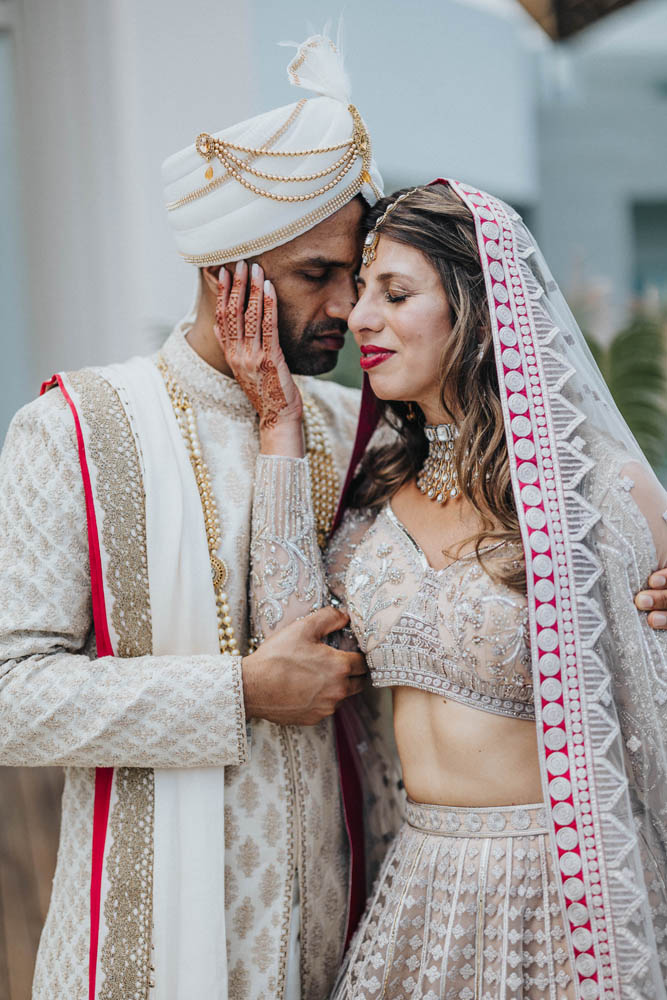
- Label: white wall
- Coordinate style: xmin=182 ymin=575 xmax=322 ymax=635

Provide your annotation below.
xmin=2 ymin=0 xmax=254 ymax=439
xmin=537 ymin=0 xmax=667 ymax=331
xmin=0 ymin=20 xmax=31 ymax=436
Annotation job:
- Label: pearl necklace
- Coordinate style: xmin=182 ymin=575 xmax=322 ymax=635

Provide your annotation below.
xmin=302 ymin=392 xmax=338 ymax=549
xmin=417 ymin=423 xmax=461 ymax=504
xmin=158 ymin=356 xmax=238 ymax=654
xmin=157 ymin=358 xmax=339 ymax=655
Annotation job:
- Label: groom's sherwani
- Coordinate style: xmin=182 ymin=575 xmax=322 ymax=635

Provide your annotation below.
xmin=0 ymin=326 xmax=362 ymax=1000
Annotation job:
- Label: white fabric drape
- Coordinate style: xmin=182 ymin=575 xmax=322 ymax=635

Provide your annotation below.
xmin=105 ymin=358 xmax=228 ymax=1000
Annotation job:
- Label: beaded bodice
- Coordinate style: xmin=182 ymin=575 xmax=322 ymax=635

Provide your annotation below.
xmin=334 ymin=505 xmax=534 ymax=720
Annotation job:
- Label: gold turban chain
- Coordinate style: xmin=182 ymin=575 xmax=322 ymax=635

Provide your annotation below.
xmin=184 ymin=104 xmax=374 ymax=207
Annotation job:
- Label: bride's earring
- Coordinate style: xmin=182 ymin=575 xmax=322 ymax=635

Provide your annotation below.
xmin=406 ymin=402 xmax=417 ymax=422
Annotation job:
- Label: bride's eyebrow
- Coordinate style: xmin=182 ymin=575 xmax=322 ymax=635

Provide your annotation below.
xmin=376 ymin=271 xmax=414 ymax=283
xmin=356 ymin=271 xmax=415 ymax=287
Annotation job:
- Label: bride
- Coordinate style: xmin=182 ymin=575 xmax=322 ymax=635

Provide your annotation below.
xmin=217 ymin=181 xmax=667 ymax=998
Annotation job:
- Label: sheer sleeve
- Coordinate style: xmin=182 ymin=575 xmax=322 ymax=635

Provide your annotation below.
xmin=249 ymin=454 xmax=376 ymax=642
xmin=325 ymin=507 xmax=377 ymax=608
xmin=617 ymin=460 xmax=667 ymax=569
xmin=323 ymin=508 xmax=377 ymax=651
xmin=595 ymin=454 xmax=667 ymax=926
xmin=250 ymin=455 xmax=326 ymax=641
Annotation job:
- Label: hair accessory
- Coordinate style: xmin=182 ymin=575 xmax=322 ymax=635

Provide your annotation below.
xmin=362 ymin=187 xmax=420 ymax=267
xmin=417 ymin=423 xmax=461 ymax=504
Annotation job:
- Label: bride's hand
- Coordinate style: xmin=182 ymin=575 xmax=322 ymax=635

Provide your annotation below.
xmin=214 ymin=261 xmax=304 ymax=450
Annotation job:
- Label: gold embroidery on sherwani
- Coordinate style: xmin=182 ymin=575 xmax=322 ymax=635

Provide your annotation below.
xmin=277 ymin=728 xmax=298 ymax=997
xmin=68 ymin=372 xmax=152 ymax=660
xmin=67 ymin=371 xmax=155 ymax=1000
xmin=99 ymin=769 xmax=155 ymax=1000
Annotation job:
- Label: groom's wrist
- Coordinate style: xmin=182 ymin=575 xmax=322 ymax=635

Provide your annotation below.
xmin=241 ymin=655 xmax=259 ymax=721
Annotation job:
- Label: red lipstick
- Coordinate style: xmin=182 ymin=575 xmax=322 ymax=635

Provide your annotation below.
xmin=359 ymin=344 xmax=396 ymax=370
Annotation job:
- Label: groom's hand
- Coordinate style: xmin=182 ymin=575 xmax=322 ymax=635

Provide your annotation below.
xmin=241 ymin=606 xmax=367 ymax=726
xmin=635 ymin=570 xmax=667 ymax=630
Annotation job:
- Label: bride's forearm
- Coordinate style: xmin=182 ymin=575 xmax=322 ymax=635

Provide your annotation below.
xmin=249 ymin=452 xmax=327 ymax=642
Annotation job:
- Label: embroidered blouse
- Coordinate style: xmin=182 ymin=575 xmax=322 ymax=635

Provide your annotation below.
xmin=251 ymin=455 xmax=534 ymax=721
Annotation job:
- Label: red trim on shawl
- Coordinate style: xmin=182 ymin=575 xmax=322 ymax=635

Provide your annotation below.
xmin=332 ymin=374 xmax=382 ymax=532
xmin=331 ymin=375 xmax=383 ymax=941
xmin=335 ymin=710 xmax=367 ymax=947
xmin=42 ymin=374 xmax=114 ymax=1000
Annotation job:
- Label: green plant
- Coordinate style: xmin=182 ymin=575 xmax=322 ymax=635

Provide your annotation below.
xmin=585 ymin=312 xmax=667 ymax=471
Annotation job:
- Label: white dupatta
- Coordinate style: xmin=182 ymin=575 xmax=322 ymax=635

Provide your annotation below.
xmin=63 ymin=356 xmax=229 ymax=1000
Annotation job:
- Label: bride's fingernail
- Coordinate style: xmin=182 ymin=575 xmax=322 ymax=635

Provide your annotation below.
xmin=653 ymin=613 xmax=667 ymax=627
xmin=235 ymin=259 xmax=244 ymax=275
xmin=637 ymin=594 xmax=654 ymax=609
xmin=251 ymin=263 xmax=259 ymax=282
xmin=652 ymin=574 xmax=666 ymax=587
xmin=264 ymin=279 xmax=271 ymax=294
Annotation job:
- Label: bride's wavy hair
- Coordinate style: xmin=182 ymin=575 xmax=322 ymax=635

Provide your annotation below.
xmin=349 ymin=183 xmax=525 ymax=592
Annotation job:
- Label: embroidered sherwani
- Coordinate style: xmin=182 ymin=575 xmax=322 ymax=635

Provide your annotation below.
xmin=0 ymin=326 xmax=362 ymax=1000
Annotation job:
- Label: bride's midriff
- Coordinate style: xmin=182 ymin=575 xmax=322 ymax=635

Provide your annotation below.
xmin=392 ymin=686 xmax=542 ymax=808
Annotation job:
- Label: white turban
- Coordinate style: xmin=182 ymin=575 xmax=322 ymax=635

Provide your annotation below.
xmin=162 ymin=34 xmax=384 ymax=266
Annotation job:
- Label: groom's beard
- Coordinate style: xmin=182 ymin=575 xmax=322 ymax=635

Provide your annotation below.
xmin=279 ymin=314 xmax=349 ymax=376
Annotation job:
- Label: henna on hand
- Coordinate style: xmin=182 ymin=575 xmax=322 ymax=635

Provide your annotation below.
xmin=256 ymin=295 xmax=289 ymax=430
xmin=224 ymin=262 xmax=245 ymax=344
xmin=213 ymin=261 xmax=302 ymax=431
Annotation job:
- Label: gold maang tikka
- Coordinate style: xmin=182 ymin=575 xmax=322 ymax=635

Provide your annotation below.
xmin=362 ymin=187 xmax=420 ymax=267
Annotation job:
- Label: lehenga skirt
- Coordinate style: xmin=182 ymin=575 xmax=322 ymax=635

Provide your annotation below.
xmin=332 ymin=799 xmax=575 ymax=1000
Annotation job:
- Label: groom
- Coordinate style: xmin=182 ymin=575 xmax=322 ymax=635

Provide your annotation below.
xmin=0 ymin=34 xmax=392 ymax=1000
xmin=0 ymin=31 xmax=664 ymax=1000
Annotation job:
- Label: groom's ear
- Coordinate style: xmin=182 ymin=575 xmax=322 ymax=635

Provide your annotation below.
xmin=202 ymin=264 xmax=232 ymax=297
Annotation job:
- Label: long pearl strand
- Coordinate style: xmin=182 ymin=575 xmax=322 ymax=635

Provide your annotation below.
xmin=302 ymin=392 xmax=338 ymax=550
xmin=157 ymin=356 xmax=237 ymax=654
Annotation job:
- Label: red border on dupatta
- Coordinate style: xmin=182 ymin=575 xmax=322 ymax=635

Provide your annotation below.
xmin=448 ymin=179 xmax=606 ymax=1000
xmin=41 ymin=375 xmax=114 ymax=1000
xmin=332 ymin=374 xmax=382 ymax=943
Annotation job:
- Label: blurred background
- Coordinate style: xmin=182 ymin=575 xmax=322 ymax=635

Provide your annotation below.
xmin=0 ymin=0 xmax=666 ymax=995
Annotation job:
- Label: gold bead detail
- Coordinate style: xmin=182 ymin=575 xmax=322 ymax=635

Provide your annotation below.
xmin=302 ymin=393 xmax=338 ymax=549
xmin=157 ymin=356 xmax=239 ymax=655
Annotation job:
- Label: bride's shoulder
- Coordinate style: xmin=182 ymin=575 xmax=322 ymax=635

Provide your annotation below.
xmin=584 ymin=428 xmax=667 ymax=563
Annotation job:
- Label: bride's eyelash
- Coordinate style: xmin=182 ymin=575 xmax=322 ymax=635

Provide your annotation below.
xmin=386 ymin=292 xmax=408 ymax=304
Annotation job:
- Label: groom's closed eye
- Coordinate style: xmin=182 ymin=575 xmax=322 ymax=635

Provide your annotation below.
xmin=300 ymin=269 xmax=332 ymax=284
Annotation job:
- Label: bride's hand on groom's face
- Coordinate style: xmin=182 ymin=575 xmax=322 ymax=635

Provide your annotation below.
xmin=214 ymin=260 xmax=304 ymax=443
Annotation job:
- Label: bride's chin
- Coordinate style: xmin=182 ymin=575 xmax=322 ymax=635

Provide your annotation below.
xmin=367 ymin=373 xmax=410 ymax=403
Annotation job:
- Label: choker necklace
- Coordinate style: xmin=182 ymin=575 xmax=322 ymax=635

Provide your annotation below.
xmin=417 ymin=423 xmax=461 ymax=504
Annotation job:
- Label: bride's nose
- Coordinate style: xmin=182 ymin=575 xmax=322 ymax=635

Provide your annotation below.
xmin=348 ymin=295 xmax=383 ymax=338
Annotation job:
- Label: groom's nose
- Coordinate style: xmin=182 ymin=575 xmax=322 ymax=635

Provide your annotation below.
xmin=324 ymin=272 xmax=358 ymax=323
